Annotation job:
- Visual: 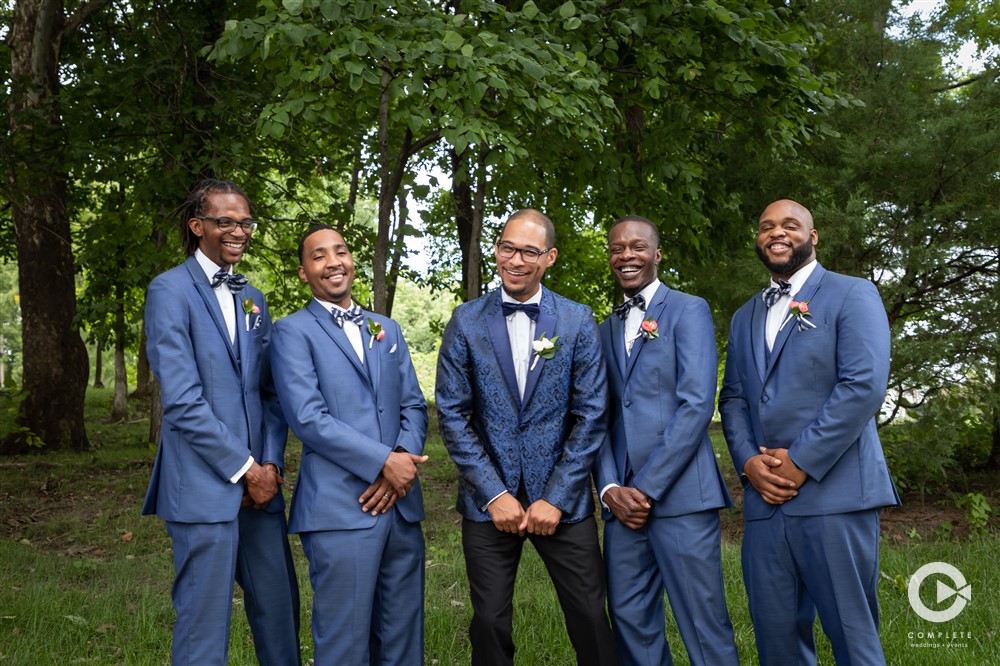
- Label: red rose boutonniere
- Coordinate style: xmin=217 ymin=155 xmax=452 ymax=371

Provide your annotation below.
xmin=367 ymin=317 xmax=386 ymax=349
xmin=779 ymin=300 xmax=817 ymax=332
xmin=640 ymin=317 xmax=659 ymax=340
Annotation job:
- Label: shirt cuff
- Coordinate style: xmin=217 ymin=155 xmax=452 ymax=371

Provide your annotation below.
xmin=230 ymin=456 xmax=254 ymax=484
xmin=483 ymin=490 xmax=509 ymax=512
xmin=599 ymin=483 xmax=620 ymax=508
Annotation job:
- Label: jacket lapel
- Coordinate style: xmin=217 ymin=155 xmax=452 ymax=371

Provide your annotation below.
xmin=624 ymin=283 xmax=668 ymax=383
xmin=521 ymin=291 xmax=556 ymax=410
xmin=765 ymin=263 xmax=827 ymax=378
xmin=485 ymin=293 xmax=521 ymax=409
xmin=362 ymin=312 xmax=381 ymax=394
xmin=185 ymin=257 xmax=239 ymax=372
xmin=308 ymin=300 xmax=373 ymax=391
xmin=609 ymin=313 xmax=627 ymax=380
xmin=751 ymin=296 xmax=768 ymax=383
xmin=234 ymin=289 xmax=251 ymax=378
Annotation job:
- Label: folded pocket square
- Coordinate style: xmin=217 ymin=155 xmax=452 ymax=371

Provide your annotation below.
xmin=389 ymin=343 xmax=398 ymax=353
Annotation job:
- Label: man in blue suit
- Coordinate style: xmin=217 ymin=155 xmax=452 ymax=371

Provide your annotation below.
xmin=143 ymin=179 xmax=300 ymax=665
xmin=594 ymin=216 xmax=739 ymax=666
xmin=270 ymin=224 xmax=429 ymax=665
xmin=436 ymin=209 xmax=618 ymax=666
xmin=719 ymin=199 xmax=900 ymax=665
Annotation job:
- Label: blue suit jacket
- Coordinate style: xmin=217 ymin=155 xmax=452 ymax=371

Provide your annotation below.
xmin=270 ymin=300 xmax=427 ymax=533
xmin=436 ymin=287 xmax=608 ymax=523
xmin=719 ymin=263 xmax=900 ymax=520
xmin=143 ymin=256 xmax=287 ymax=523
xmin=594 ymin=284 xmax=732 ymax=518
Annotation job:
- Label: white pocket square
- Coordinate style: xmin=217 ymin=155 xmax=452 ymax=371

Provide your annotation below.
xmin=389 ymin=343 xmax=398 ymax=353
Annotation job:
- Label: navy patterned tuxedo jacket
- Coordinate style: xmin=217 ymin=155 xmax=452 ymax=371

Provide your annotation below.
xmin=436 ymin=287 xmax=608 ymax=523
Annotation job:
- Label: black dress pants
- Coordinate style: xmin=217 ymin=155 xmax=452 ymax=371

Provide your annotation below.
xmin=462 ymin=514 xmax=619 ymax=666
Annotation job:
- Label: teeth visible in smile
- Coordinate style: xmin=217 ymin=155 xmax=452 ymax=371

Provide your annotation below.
xmin=223 ymin=241 xmax=243 ymax=249
xmin=619 ymin=266 xmax=640 ymax=273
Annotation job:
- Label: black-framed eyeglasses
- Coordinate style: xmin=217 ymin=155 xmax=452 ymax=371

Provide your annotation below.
xmin=197 ymin=216 xmax=259 ymax=234
xmin=496 ymin=240 xmax=550 ymax=264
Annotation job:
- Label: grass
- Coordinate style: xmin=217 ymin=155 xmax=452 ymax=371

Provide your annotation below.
xmin=1 ymin=388 xmax=998 ymax=664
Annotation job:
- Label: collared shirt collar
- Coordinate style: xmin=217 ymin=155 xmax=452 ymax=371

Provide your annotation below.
xmin=770 ymin=259 xmax=817 ymax=298
xmin=623 ymin=278 xmax=661 ymax=307
xmin=194 ymin=248 xmax=229 ymax=284
xmin=501 ymin=286 xmax=543 ymax=306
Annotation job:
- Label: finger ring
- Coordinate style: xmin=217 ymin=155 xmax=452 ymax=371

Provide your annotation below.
xmin=383 ymin=492 xmax=390 ymax=498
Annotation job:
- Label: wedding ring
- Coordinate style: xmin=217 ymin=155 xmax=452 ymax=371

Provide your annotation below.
xmin=383 ymin=492 xmax=390 ymax=499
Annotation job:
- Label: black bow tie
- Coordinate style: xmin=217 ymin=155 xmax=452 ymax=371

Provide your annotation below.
xmin=612 ymin=294 xmax=646 ymax=320
xmin=332 ymin=304 xmax=365 ymax=328
xmin=762 ymin=279 xmax=792 ymax=308
xmin=211 ymin=270 xmax=248 ymax=294
xmin=502 ymin=301 xmax=540 ymax=321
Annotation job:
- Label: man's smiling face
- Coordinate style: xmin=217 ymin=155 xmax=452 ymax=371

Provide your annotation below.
xmin=188 ymin=192 xmax=253 ymax=269
xmin=755 ymin=199 xmax=818 ymax=280
xmin=608 ymin=219 xmax=661 ymax=298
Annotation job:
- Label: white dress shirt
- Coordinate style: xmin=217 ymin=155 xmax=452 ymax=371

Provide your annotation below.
xmin=765 ymin=260 xmax=818 ymax=350
xmin=501 ymin=287 xmax=541 ymax=400
xmin=193 ymin=249 xmax=253 ymax=483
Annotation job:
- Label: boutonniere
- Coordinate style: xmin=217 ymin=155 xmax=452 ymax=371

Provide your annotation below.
xmin=779 ymin=300 xmax=817 ymax=332
xmin=242 ymin=297 xmax=260 ymax=331
xmin=530 ymin=332 xmax=560 ymax=371
xmin=367 ymin=317 xmax=386 ymax=349
xmin=639 ymin=317 xmax=659 ymax=340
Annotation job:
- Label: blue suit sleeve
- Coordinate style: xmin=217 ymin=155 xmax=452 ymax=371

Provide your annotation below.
xmin=145 ymin=277 xmax=250 ymax=481
xmin=787 ymin=281 xmax=890 ymax=481
xmin=258 ymin=296 xmax=288 ymax=472
xmin=389 ymin=320 xmax=428 ymax=455
xmin=633 ymin=298 xmax=717 ymax=500
xmin=719 ymin=314 xmax=758 ymax=481
xmin=542 ymin=312 xmax=608 ymax=512
xmin=435 ymin=312 xmax=509 ymax=509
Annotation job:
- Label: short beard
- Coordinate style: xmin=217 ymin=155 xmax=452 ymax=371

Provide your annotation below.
xmin=755 ymin=240 xmax=813 ymax=277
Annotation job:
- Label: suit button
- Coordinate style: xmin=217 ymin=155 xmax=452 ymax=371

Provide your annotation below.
xmin=624 ymin=400 xmax=631 ymax=408
xmin=761 ymin=394 xmax=769 ymax=403
xmin=518 ymin=423 xmax=528 ymax=431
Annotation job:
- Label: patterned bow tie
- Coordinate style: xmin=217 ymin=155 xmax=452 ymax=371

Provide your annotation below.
xmin=762 ymin=279 xmax=792 ymax=308
xmin=211 ymin=269 xmax=248 ymax=294
xmin=612 ymin=294 xmax=646 ymax=320
xmin=502 ymin=301 xmax=540 ymax=321
xmin=332 ymin=304 xmax=365 ymax=328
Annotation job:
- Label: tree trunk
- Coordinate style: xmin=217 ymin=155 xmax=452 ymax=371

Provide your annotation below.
xmin=148 ymin=374 xmax=162 ymax=446
xmin=93 ymin=336 xmax=105 ymax=388
xmin=111 ymin=283 xmax=127 ymax=421
xmin=3 ymin=0 xmax=91 ymax=453
xmin=452 ymin=146 xmax=488 ymax=302
xmin=385 ymin=185 xmax=409 ymax=316
xmin=131 ymin=330 xmax=150 ymax=400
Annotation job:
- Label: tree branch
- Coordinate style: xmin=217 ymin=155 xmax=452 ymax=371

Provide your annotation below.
xmin=63 ymin=0 xmax=113 ymax=38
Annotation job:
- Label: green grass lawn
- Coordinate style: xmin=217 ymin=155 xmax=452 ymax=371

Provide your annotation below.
xmin=1 ymin=388 xmax=997 ymax=664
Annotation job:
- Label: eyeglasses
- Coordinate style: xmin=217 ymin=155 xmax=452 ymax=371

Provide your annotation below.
xmin=496 ymin=241 xmax=551 ymax=264
xmin=197 ymin=216 xmax=259 ymax=234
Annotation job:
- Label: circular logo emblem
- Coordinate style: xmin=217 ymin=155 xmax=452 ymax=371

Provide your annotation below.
xmin=908 ymin=562 xmax=971 ymax=623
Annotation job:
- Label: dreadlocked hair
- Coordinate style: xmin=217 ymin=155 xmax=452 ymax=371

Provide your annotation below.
xmin=178 ymin=179 xmax=251 ymax=256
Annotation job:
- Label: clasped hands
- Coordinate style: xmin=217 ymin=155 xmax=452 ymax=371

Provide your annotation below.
xmin=358 ymin=451 xmax=429 ymax=516
xmin=488 ymin=493 xmax=563 ymax=536
xmin=242 ymin=461 xmax=284 ymax=509
xmin=743 ymin=446 xmax=807 ymax=505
